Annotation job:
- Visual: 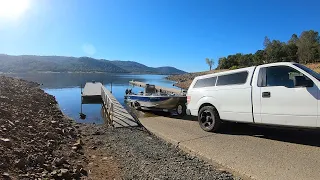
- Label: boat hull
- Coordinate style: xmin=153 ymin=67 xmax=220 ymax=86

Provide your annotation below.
xmin=125 ymin=95 xmax=186 ymax=110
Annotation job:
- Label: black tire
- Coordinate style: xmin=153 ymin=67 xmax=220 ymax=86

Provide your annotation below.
xmin=198 ymin=106 xmax=221 ymax=132
xmin=133 ymin=101 xmax=141 ymax=110
xmin=176 ymin=103 xmax=186 ymax=117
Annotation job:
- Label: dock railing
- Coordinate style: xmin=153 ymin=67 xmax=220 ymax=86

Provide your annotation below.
xmin=101 ymin=87 xmax=114 ymax=125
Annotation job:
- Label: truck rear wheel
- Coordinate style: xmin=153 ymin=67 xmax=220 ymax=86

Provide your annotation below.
xmin=198 ymin=106 xmax=221 ymax=132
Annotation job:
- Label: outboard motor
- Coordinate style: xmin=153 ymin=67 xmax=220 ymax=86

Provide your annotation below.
xmin=145 ymin=84 xmax=156 ymax=94
xmin=125 ymin=89 xmax=133 ymax=95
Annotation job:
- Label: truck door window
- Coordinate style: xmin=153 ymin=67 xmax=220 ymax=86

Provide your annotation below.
xmin=266 ymin=66 xmax=307 ymax=88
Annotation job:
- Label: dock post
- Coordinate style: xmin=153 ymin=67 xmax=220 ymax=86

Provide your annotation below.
xmin=79 ymin=84 xmax=86 ymax=119
xmin=110 ymin=82 xmax=113 ymax=94
xmin=80 ymin=102 xmax=83 ymax=114
xmin=80 ymin=84 xmax=83 ymax=111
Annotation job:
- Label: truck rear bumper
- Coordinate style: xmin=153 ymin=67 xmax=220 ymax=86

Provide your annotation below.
xmin=187 ymin=109 xmax=198 ymax=116
xmin=186 ymin=109 xmax=191 ymax=115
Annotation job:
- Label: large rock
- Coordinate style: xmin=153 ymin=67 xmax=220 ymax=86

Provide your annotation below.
xmin=59 ymin=168 xmax=71 ymax=178
xmin=2 ymin=172 xmax=11 ymax=179
xmin=53 ymin=157 xmax=68 ymax=167
xmin=35 ymin=155 xmax=45 ymax=165
xmin=14 ymin=158 xmax=27 ymax=169
xmin=0 ymin=138 xmax=12 ymax=147
xmin=44 ymin=132 xmax=55 ymax=139
xmin=73 ymin=139 xmax=83 ymax=150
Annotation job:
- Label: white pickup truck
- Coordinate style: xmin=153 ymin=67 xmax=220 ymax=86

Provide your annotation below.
xmin=186 ymin=62 xmax=320 ymax=132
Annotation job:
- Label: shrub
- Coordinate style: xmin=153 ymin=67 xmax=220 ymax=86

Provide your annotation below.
xmin=229 ymin=66 xmax=239 ymax=70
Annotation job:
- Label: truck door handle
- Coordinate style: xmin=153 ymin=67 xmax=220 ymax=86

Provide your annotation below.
xmin=262 ymin=92 xmax=271 ymax=98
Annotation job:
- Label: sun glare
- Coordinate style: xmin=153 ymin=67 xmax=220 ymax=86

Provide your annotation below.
xmin=0 ymin=0 xmax=30 ymax=19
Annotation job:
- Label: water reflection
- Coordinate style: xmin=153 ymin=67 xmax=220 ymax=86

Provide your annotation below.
xmin=6 ymin=73 xmax=149 ymax=88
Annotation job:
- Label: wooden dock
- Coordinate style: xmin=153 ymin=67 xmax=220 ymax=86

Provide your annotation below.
xmin=129 ymin=80 xmax=184 ymax=95
xmin=82 ymin=82 xmax=138 ymax=127
xmin=82 ymin=82 xmax=102 ymax=96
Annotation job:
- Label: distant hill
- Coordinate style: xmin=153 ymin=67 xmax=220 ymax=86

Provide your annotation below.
xmin=110 ymin=60 xmax=155 ymax=74
xmin=110 ymin=61 xmax=186 ymax=75
xmin=0 ymin=54 xmax=186 ymax=75
xmin=154 ymin=66 xmax=186 ymax=75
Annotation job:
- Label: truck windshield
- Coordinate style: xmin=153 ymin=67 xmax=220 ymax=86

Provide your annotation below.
xmin=294 ymin=64 xmax=320 ymax=81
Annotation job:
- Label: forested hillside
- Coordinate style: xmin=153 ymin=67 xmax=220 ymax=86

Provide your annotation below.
xmin=109 ymin=61 xmax=186 ymax=74
xmin=217 ymin=30 xmax=320 ymax=69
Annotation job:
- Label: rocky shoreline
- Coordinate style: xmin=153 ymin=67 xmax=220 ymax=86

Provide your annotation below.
xmin=0 ymin=76 xmax=88 ymax=179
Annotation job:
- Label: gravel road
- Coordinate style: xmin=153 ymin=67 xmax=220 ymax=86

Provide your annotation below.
xmin=81 ymin=124 xmax=237 ymax=180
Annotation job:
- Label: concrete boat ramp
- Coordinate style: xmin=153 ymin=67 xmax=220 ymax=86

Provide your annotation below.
xmin=139 ymin=116 xmax=320 ymax=180
xmin=81 ymin=82 xmax=138 ymax=127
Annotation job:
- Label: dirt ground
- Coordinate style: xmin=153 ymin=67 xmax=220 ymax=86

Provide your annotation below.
xmin=79 ymin=124 xmax=236 ymax=180
xmin=80 ymin=124 xmax=121 ymax=180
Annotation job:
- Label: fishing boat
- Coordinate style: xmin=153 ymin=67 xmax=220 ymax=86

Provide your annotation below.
xmin=124 ymin=84 xmax=187 ymax=116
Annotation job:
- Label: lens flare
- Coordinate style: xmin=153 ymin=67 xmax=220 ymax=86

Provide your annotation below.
xmin=0 ymin=0 xmax=30 ymax=19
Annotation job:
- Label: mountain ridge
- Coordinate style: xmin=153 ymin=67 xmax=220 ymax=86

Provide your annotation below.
xmin=0 ymin=54 xmax=186 ymax=75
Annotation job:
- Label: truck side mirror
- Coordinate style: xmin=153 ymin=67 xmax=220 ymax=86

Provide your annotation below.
xmin=293 ymin=76 xmax=313 ymax=87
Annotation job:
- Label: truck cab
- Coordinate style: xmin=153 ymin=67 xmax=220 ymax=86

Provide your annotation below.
xmin=187 ymin=62 xmax=320 ymax=132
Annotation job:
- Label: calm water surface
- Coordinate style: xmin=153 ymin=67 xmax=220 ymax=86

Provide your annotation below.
xmin=7 ymin=73 xmax=179 ymax=124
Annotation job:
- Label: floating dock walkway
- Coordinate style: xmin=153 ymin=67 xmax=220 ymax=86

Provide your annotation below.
xmin=129 ymin=80 xmax=184 ymax=95
xmin=82 ymin=82 xmax=138 ymax=127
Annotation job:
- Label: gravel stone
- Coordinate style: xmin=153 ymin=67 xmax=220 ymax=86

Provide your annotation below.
xmin=82 ymin=125 xmax=236 ymax=179
xmin=0 ymin=76 xmax=87 ymax=179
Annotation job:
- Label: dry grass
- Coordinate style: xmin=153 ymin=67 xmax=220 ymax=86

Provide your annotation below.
xmin=306 ymin=63 xmax=320 ymax=73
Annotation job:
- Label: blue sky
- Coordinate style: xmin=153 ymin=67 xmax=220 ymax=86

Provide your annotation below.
xmin=0 ymin=0 xmax=319 ymax=72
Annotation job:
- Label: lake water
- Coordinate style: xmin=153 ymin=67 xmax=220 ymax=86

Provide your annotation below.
xmin=6 ymin=73 xmax=179 ymax=124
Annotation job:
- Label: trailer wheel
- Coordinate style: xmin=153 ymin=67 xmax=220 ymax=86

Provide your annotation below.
xmin=133 ymin=101 xmax=141 ymax=110
xmin=176 ymin=103 xmax=186 ymax=117
xmin=198 ymin=106 xmax=221 ymax=132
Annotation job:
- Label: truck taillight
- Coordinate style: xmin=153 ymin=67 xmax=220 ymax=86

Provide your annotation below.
xmin=187 ymin=96 xmax=191 ymax=104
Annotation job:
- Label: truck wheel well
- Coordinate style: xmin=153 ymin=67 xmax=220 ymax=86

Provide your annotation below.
xmin=199 ymin=103 xmax=216 ymax=113
xmin=198 ymin=103 xmax=221 ymax=120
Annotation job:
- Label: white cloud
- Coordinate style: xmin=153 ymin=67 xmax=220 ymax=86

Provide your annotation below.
xmin=82 ymin=43 xmax=96 ymax=56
